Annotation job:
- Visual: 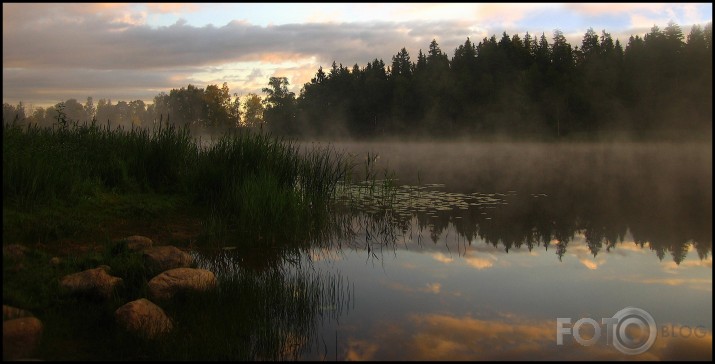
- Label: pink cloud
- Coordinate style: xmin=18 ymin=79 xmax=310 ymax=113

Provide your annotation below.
xmin=145 ymin=3 xmax=200 ymax=14
xmin=345 ymin=312 xmax=712 ymax=360
xmin=566 ymin=3 xmax=670 ymax=16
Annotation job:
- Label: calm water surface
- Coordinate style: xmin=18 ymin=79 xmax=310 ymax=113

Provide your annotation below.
xmin=205 ymin=141 xmax=713 ymax=360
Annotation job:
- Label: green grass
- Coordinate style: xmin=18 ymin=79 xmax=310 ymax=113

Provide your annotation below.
xmin=191 ymin=131 xmax=349 ymax=246
xmin=2 ymin=118 xmax=385 ymax=360
xmin=3 ymin=240 xmax=153 ymax=312
xmin=3 ymin=119 xmax=351 ymax=247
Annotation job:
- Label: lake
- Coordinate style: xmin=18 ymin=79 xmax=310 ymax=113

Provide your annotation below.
xmin=197 ymin=141 xmax=712 ymax=360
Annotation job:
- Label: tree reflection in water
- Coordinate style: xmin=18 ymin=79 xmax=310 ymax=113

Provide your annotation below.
xmin=331 ymin=142 xmax=711 ymax=264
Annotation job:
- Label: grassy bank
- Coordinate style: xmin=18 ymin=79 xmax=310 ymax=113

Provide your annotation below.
xmin=3 ymin=120 xmax=351 ymax=248
xmin=3 ymin=119 xmax=359 ymax=360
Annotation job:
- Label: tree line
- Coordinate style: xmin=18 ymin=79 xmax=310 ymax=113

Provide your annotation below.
xmin=3 ymin=21 xmax=712 ymax=140
xmin=265 ymin=21 xmax=712 ymax=139
xmin=3 ymin=83 xmax=265 ymax=132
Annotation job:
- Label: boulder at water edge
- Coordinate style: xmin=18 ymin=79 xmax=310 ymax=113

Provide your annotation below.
xmin=143 ymin=246 xmax=193 ymax=274
xmin=115 ymin=298 xmax=173 ymax=339
xmin=148 ymin=268 xmax=217 ymax=301
xmin=59 ymin=266 xmax=124 ymax=300
xmin=3 ymin=306 xmax=43 ymax=360
xmin=3 ymin=244 xmax=28 ymax=272
xmin=117 ymin=235 xmax=154 ymax=251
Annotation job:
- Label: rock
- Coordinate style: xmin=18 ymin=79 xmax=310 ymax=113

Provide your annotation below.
xmin=59 ymin=267 xmax=124 ymax=300
xmin=118 ymin=235 xmax=153 ymax=251
xmin=3 ymin=305 xmax=33 ymax=321
xmin=3 ymin=317 xmax=43 ymax=360
xmin=115 ymin=298 xmax=173 ymax=340
xmin=148 ymin=268 xmax=217 ymax=301
xmin=143 ymin=246 xmax=193 ymax=274
xmin=2 ymin=244 xmax=28 ymax=260
xmin=4 ymin=244 xmax=29 ymax=271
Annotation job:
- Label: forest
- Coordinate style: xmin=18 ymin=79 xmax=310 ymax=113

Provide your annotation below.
xmin=3 ymin=21 xmax=712 ymax=140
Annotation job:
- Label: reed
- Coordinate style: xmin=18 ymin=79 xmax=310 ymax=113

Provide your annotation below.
xmin=2 ymin=118 xmax=397 ymax=360
xmin=3 ymin=119 xmax=351 ymax=245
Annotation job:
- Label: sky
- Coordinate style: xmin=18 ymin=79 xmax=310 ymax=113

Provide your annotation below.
xmin=2 ymin=3 xmax=712 ymax=109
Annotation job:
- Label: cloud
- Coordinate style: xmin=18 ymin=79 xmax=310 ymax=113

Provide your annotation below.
xmin=3 ymin=3 xmax=711 ymax=108
xmin=354 ymin=3 xmax=548 ymax=29
xmin=431 ymin=249 xmax=499 ymax=270
xmin=609 ymin=274 xmax=712 ymax=292
xmin=630 ymin=14 xmax=671 ymax=30
xmin=565 ymin=3 xmax=712 ymax=28
xmin=565 ymin=3 xmax=670 ymax=16
xmin=431 ymin=252 xmax=454 ymax=264
xmin=339 ymin=312 xmax=713 ymax=360
xmin=257 ymin=52 xmax=312 ymax=64
xmin=464 ymin=256 xmax=495 ymax=270
xmin=473 ymin=3 xmax=542 ymax=27
xmin=579 ymin=258 xmax=599 ymax=270
xmin=3 ymin=67 xmax=178 ymax=106
xmin=637 ymin=277 xmax=712 ymax=288
xmin=611 ymin=241 xmax=650 ymax=253
xmin=384 ymin=281 xmax=443 ymax=295
xmin=145 ymin=3 xmax=200 ymax=14
xmin=662 ymin=257 xmax=713 ymax=271
xmin=5 ymin=3 xmax=547 ymax=78
xmin=3 ymin=11 xmax=454 ymax=71
xmin=3 ymin=4 xmax=483 ymax=106
xmin=561 ymin=237 xmax=611 ymax=270
xmin=269 ymin=63 xmax=321 ymax=90
xmin=424 ymin=282 xmax=441 ymax=294
xmin=344 ymin=338 xmax=380 ymax=361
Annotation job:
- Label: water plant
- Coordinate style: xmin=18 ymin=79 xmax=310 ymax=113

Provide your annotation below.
xmin=3 ymin=119 xmax=351 ymax=247
xmin=2 ymin=117 xmax=377 ymax=360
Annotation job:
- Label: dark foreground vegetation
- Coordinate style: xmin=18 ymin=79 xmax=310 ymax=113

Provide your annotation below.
xmin=3 ymin=21 xmax=712 ymax=140
xmin=3 ymin=235 xmax=345 ymax=360
xmin=3 ymin=119 xmax=350 ymax=248
xmin=3 ymin=118 xmax=358 ymax=360
xmin=3 ymin=118 xmax=354 ymax=360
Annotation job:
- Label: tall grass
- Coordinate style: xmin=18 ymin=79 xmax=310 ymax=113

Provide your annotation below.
xmin=3 ymin=119 xmax=395 ymax=360
xmin=3 ymin=120 xmax=196 ymax=205
xmin=3 ymin=119 xmax=350 ymax=245
xmin=192 ymin=131 xmax=349 ymax=245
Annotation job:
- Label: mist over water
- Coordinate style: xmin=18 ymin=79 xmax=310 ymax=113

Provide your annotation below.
xmin=324 ymin=140 xmax=712 ymax=249
xmin=285 ymin=139 xmax=712 ymax=360
xmin=186 ymin=139 xmax=712 ymax=360
xmin=328 ymin=140 xmax=711 ymax=192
